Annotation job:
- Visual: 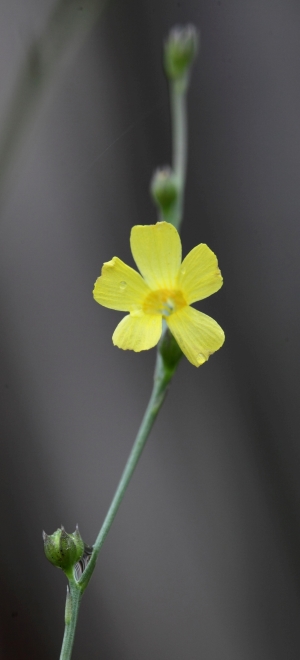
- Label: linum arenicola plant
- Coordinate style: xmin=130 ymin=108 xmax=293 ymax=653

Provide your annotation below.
xmin=43 ymin=25 xmax=225 ymax=660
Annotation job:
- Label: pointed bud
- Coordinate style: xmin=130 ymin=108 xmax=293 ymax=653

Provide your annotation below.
xmin=150 ymin=167 xmax=179 ymax=218
xmin=43 ymin=526 xmax=84 ymax=577
xmin=164 ymin=25 xmax=199 ymax=82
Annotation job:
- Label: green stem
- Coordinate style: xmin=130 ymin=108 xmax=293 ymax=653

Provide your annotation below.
xmin=78 ymin=349 xmax=173 ymax=591
xmin=170 ymin=77 xmax=188 ymax=230
xmin=60 ymin=580 xmax=81 ymax=660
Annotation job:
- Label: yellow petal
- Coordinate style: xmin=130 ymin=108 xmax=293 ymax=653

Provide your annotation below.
xmin=178 ymin=244 xmax=223 ymax=304
xmin=130 ymin=222 xmax=182 ymax=290
xmin=167 ymin=306 xmax=225 ymax=367
xmin=113 ymin=313 xmax=162 ymax=351
xmin=93 ymin=257 xmax=150 ymax=311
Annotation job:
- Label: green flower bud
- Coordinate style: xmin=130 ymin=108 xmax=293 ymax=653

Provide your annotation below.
xmin=150 ymin=167 xmax=179 ymax=214
xmin=43 ymin=525 xmax=84 ymax=577
xmin=164 ymin=25 xmax=199 ymax=82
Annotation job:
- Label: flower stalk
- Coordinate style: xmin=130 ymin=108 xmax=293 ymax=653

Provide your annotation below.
xmin=60 ymin=581 xmax=81 ymax=660
xmin=164 ymin=25 xmax=199 ymax=230
xmin=170 ymin=81 xmax=188 ymax=230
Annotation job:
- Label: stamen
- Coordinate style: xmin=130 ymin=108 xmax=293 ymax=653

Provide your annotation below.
xmin=143 ymin=289 xmax=186 ymax=316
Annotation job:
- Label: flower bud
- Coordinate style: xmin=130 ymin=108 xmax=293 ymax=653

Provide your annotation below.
xmin=150 ymin=167 xmax=178 ymax=215
xmin=43 ymin=525 xmax=84 ymax=577
xmin=164 ymin=25 xmax=199 ymax=82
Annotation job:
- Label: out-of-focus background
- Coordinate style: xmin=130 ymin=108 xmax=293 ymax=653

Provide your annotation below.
xmin=1 ymin=0 xmax=300 ymax=658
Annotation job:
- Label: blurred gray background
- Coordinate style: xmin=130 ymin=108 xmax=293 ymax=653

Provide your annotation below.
xmin=1 ymin=0 xmax=300 ymax=658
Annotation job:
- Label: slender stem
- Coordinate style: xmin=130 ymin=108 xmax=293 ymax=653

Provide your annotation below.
xmin=79 ymin=350 xmax=172 ymax=590
xmin=60 ymin=580 xmax=81 ymax=660
xmin=170 ymin=77 xmax=188 ymax=230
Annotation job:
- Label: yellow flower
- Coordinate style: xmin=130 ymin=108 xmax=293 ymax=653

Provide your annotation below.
xmin=93 ymin=222 xmax=224 ymax=367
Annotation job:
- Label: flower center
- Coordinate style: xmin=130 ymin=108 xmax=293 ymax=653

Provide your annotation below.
xmin=143 ymin=289 xmax=187 ymax=317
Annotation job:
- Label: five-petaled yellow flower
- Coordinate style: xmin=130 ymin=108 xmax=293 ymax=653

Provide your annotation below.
xmin=93 ymin=222 xmax=224 ymax=367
